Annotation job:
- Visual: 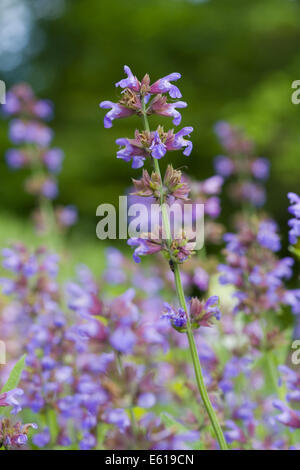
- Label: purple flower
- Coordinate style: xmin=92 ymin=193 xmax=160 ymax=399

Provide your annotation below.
xmin=79 ymin=433 xmax=96 ymax=450
xmin=2 ymin=91 xmax=21 ymax=115
xmin=205 ymin=196 xmax=221 ymax=218
xmin=189 ymin=296 xmax=221 ymax=327
xmin=137 ymin=392 xmax=156 ymax=408
xmin=116 ymin=136 xmax=147 ymax=169
xmin=150 ymin=72 xmax=182 ymax=99
xmin=284 ymin=289 xmax=300 ymax=315
xmin=273 ymin=400 xmax=300 ymax=428
xmin=288 ymin=192 xmax=300 ymax=218
xmin=288 ymin=193 xmax=300 ymax=244
xmin=32 ymin=427 xmax=51 ymax=448
xmin=57 ymin=205 xmax=78 ymax=227
xmin=257 ymin=220 xmax=281 ymax=252
xmin=149 ymin=97 xmax=187 ymax=126
xmin=193 ymin=267 xmax=209 ymax=291
xmin=43 ymin=148 xmax=64 ymax=173
xmin=0 ymin=277 xmax=16 ymax=294
xmin=9 ymin=120 xmax=53 ymax=146
xmin=41 ymin=179 xmax=58 ymax=199
xmin=99 ymin=101 xmax=134 ymax=128
xmin=214 ymin=155 xmax=234 ymax=177
xmin=288 ymin=218 xmax=300 ymax=245
xmin=218 ymin=264 xmax=243 ymax=286
xmin=103 ymin=408 xmax=130 ymax=431
xmin=251 ymin=157 xmax=270 ymax=180
xmin=225 ymin=420 xmax=246 ymax=444
xmin=115 ymin=65 xmax=140 ymax=92
xmin=33 ymin=100 xmax=53 ymax=120
xmin=2 ymin=248 xmax=21 ymax=272
xmin=241 ymin=182 xmax=266 ymax=207
xmin=161 ymin=303 xmax=187 ymax=328
xmin=109 ymin=326 xmax=137 ymax=354
xmin=66 ymin=282 xmax=92 ymax=316
xmin=201 ymin=175 xmax=224 ymax=195
xmin=0 ymin=388 xmax=23 ymax=414
xmin=149 ymin=131 xmax=167 ymax=159
xmin=5 ymin=149 xmax=26 ymax=169
xmin=166 ymin=126 xmax=193 ymax=156
xmin=128 ymin=236 xmax=162 ymax=263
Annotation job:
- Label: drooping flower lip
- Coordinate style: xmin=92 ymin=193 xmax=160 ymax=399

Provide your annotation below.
xmin=99 ymin=101 xmax=135 ymax=128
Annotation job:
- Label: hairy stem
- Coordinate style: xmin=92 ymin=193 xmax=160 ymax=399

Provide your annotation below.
xmin=141 ymin=101 xmax=228 ymax=450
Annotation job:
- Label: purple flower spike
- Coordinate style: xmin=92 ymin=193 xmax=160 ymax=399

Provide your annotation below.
xmin=99 ymin=101 xmax=134 ymax=128
xmin=150 ymin=73 xmax=182 ymax=98
xmin=115 ymin=65 xmax=140 ymax=92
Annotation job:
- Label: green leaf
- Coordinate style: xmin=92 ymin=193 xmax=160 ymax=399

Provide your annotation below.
xmin=160 ymin=412 xmax=188 ymax=433
xmin=47 ymin=408 xmax=59 ymax=444
xmin=1 ymin=354 xmax=27 ymax=393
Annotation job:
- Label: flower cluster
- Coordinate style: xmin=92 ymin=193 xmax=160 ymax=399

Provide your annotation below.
xmin=214 ymin=122 xmax=269 ymax=208
xmin=100 ymin=66 xmax=193 ymax=168
xmin=132 ymin=165 xmax=190 ymax=201
xmin=162 ymin=296 xmax=221 ymax=332
xmin=0 ymin=385 xmax=37 ymax=450
xmin=128 ymin=230 xmax=196 ymax=265
xmin=272 ymin=366 xmax=300 ymax=430
xmin=3 ymin=84 xmax=77 ymax=233
xmin=0 ymin=418 xmax=37 ymax=450
xmin=218 ymin=216 xmax=300 ymax=318
xmin=287 ymin=192 xmax=300 ymax=247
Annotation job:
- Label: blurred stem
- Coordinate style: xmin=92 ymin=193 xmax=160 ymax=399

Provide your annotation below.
xmin=30 ymin=144 xmax=56 ymax=238
xmin=115 ymin=352 xmax=138 ymax=439
xmin=141 ymin=101 xmax=228 ymax=450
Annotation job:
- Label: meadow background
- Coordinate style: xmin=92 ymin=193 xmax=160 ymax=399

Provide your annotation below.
xmin=0 ymin=0 xmax=300 ymax=261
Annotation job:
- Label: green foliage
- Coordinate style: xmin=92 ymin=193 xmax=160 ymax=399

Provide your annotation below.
xmin=0 ymin=0 xmax=300 ymax=242
xmin=1 ymin=355 xmax=26 ymax=394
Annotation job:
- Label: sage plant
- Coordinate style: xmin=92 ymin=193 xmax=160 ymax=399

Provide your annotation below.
xmin=100 ymin=66 xmax=228 ymax=449
xmin=3 ymin=84 xmax=77 ymax=234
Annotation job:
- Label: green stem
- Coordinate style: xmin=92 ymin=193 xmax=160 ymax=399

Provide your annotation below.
xmin=115 ymin=352 xmax=138 ymax=439
xmin=141 ymin=102 xmax=228 ymax=450
xmin=173 ymin=263 xmax=228 ymax=450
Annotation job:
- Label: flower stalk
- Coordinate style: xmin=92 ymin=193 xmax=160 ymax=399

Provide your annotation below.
xmin=141 ymin=103 xmax=228 ymax=450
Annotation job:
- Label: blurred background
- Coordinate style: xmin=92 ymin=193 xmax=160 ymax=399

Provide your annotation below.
xmin=0 ymin=0 xmax=300 ymax=248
